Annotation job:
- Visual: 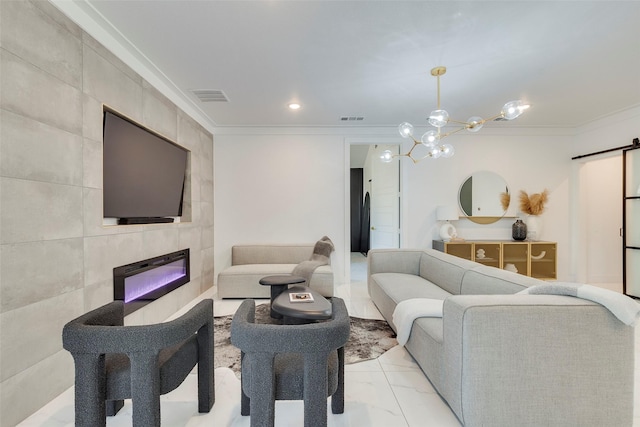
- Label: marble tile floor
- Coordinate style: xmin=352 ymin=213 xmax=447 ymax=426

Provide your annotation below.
xmin=17 ymin=253 xmax=640 ymax=426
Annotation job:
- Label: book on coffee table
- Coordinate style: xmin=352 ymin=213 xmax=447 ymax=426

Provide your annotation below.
xmin=289 ymin=292 xmax=314 ymax=303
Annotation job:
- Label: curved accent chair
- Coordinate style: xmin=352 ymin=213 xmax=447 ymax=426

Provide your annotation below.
xmin=62 ymin=299 xmax=214 ymax=427
xmin=230 ymin=297 xmax=350 ymax=427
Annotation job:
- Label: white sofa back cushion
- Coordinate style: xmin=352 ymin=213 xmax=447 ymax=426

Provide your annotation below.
xmin=461 ymin=265 xmax=542 ymax=295
xmin=419 ymin=249 xmax=478 ymax=295
xmin=232 ymin=244 xmax=318 ymax=265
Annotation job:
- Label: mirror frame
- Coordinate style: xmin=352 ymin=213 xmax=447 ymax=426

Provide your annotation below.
xmin=458 ymin=171 xmax=510 ymax=224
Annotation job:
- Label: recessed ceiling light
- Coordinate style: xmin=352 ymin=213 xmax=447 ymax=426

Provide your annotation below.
xmin=288 ymin=103 xmax=301 ymax=110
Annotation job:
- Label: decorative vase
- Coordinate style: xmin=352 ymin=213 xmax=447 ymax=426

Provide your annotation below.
xmin=525 ymin=215 xmax=542 ymax=241
xmin=512 ymin=219 xmax=527 ymax=241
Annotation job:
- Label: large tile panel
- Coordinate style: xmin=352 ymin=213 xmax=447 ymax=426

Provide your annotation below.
xmin=83 ymin=232 xmax=144 ymax=287
xmin=142 ymin=226 xmax=180 ymax=259
xmin=180 ymin=226 xmax=203 ymax=279
xmin=0 ymin=289 xmax=83 ymax=382
xmin=83 ymin=278 xmax=113 ymax=312
xmin=1 ymin=238 xmax=83 ymax=312
xmin=1 ymin=0 xmax=82 ymax=87
xmin=83 ymin=137 xmax=102 ymax=189
xmin=202 ymin=246 xmax=215 ymax=289
xmin=31 ymin=0 xmax=83 ymax=39
xmin=202 ymin=225 xmax=214 ymax=250
xmin=82 ymin=93 xmax=104 ymax=141
xmin=82 ymin=30 xmax=141 ymax=84
xmin=82 ymin=44 xmax=142 ymax=119
xmin=201 ymin=201 xmax=214 ymax=228
xmin=1 ymin=110 xmax=83 ymax=186
xmin=142 ymin=80 xmax=178 ymax=141
xmin=0 ymin=349 xmax=74 ymax=427
xmin=0 ymin=177 xmax=83 ymax=244
xmin=1 ymin=50 xmax=82 ymax=135
xmin=177 ymin=110 xmax=203 ymax=153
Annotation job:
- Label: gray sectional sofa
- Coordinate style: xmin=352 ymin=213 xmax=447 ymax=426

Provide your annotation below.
xmin=217 ymin=244 xmax=334 ymax=299
xmin=368 ymin=248 xmax=635 ymax=427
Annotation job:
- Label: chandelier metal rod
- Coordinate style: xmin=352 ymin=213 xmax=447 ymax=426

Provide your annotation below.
xmin=436 ymin=74 xmax=441 ymax=109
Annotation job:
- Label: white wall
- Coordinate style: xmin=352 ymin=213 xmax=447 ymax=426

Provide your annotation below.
xmin=570 ymin=105 xmax=640 ymax=283
xmin=213 ymin=131 xmax=346 ymax=280
xmin=214 ymin=127 xmax=576 ymax=283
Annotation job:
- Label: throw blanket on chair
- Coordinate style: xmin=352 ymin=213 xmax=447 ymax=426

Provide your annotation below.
xmin=291 ymin=236 xmax=335 ymax=285
xmin=392 ymin=298 xmax=444 ymax=346
xmin=518 ymin=283 xmax=640 ymax=326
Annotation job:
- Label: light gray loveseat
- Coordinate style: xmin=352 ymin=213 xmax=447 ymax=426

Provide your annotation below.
xmin=217 ymin=244 xmax=334 ymax=299
xmin=368 ymin=248 xmax=635 ymax=427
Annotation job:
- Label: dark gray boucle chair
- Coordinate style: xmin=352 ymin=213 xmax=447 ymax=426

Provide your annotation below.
xmin=230 ymin=297 xmax=350 ymax=427
xmin=62 ymin=299 xmax=214 ymax=427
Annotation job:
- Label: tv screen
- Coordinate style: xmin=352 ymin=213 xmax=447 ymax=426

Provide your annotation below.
xmin=103 ymin=110 xmax=188 ymax=223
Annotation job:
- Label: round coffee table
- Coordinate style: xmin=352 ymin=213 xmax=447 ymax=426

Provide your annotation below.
xmin=259 ymin=275 xmax=306 ymax=318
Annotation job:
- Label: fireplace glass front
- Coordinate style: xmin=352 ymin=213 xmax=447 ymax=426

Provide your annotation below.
xmin=114 ymin=249 xmax=190 ymax=314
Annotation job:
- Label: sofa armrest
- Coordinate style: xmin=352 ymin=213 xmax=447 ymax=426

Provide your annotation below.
xmin=367 ymin=249 xmax=423 ymax=275
xmin=367 ymin=249 xmax=424 ymax=296
xmin=441 ymin=294 xmax=634 ymax=427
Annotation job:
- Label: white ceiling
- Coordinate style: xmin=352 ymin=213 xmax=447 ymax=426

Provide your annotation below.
xmin=78 ymin=1 xmax=640 ymax=129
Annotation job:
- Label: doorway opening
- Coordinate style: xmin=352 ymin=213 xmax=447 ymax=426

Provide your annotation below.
xmin=577 ymin=154 xmax=623 ymax=292
xmin=348 ymin=143 xmax=401 ymax=285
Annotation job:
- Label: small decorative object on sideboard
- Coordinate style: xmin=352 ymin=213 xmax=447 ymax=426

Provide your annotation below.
xmin=504 ymin=263 xmax=518 ymax=273
xmin=476 ymin=248 xmax=486 ymax=259
xmin=512 ymin=219 xmax=527 ymax=241
xmin=530 ymin=251 xmax=546 ymax=260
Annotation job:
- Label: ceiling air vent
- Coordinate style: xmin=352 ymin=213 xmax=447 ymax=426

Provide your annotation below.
xmin=493 ymin=117 xmax=508 ymax=121
xmin=191 ymin=89 xmax=229 ymax=103
xmin=340 ymin=116 xmax=364 ymax=121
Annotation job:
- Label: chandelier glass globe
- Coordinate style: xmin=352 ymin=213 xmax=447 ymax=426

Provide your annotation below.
xmin=380 ymin=150 xmax=394 ymax=163
xmin=441 ymin=144 xmax=455 ymax=158
xmin=398 ymin=122 xmax=414 ymax=138
xmin=428 ymin=110 xmax=449 ymax=128
xmin=501 ymin=100 xmax=528 ymax=120
xmin=429 ymin=146 xmax=442 ymax=159
xmin=420 ymin=130 xmax=439 ymax=147
xmin=466 ymin=116 xmax=484 ymax=133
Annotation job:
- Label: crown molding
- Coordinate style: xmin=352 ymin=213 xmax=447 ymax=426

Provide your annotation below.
xmin=49 ymin=0 xmax=217 ymax=134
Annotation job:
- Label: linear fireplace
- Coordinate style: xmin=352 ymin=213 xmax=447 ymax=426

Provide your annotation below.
xmin=114 ymin=249 xmax=190 ymax=315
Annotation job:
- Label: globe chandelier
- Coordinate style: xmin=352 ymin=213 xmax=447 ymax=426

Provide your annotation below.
xmin=381 ymin=66 xmax=529 ymax=164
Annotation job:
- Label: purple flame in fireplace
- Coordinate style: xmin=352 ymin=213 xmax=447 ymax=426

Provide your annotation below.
xmin=124 ymin=259 xmax=187 ymax=303
xmin=114 ymin=249 xmax=190 ymax=314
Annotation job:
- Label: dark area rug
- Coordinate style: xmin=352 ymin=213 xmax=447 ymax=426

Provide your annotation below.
xmin=214 ymin=304 xmax=397 ymax=377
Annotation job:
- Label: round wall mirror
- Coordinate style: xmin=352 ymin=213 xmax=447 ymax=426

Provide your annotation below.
xmin=458 ymin=171 xmax=510 ymax=224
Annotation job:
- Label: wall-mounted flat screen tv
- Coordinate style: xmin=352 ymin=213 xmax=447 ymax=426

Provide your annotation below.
xmin=103 ymin=110 xmax=188 ymax=225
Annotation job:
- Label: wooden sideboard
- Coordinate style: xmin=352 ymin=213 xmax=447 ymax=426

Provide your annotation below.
xmin=433 ymin=240 xmax=557 ymax=280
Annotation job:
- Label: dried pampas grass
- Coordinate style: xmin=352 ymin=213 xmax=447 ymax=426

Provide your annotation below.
xmin=500 ymin=192 xmax=510 ymax=211
xmin=519 ymin=190 xmax=549 ymax=215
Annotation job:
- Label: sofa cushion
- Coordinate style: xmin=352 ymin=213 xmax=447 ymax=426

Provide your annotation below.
xmin=372 ymin=272 xmax=453 ymax=301
xmin=232 ymin=244 xmax=315 ymax=265
xmin=217 ymin=264 xmax=333 ymax=298
xmin=419 ymin=249 xmax=479 ymax=295
xmin=368 ymin=272 xmax=451 ymax=330
xmin=461 ymin=265 xmax=543 ymax=295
